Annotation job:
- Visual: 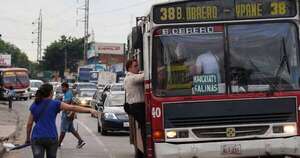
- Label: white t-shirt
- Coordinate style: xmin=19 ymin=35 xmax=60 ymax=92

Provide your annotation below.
xmin=195 ymin=51 xmax=221 ymax=81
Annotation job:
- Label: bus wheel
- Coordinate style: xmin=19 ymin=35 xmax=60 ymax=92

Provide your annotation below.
xmin=134 ymin=147 xmax=144 ymax=158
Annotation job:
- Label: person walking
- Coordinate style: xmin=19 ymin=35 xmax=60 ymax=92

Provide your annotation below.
xmin=58 ymin=82 xmax=85 ymax=148
xmin=7 ymin=86 xmax=16 ymax=109
xmin=25 ymin=83 xmax=97 ymax=158
xmin=124 ymin=59 xmax=145 ymax=158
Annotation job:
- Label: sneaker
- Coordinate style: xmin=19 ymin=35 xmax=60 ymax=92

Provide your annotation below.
xmin=77 ymin=140 xmax=86 ymax=148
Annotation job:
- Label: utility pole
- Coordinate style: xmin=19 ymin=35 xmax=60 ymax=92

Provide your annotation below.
xmin=77 ymin=0 xmax=89 ymax=65
xmin=32 ymin=10 xmax=43 ymax=62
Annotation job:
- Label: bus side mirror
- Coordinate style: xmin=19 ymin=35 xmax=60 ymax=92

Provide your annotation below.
xmin=132 ymin=26 xmax=143 ymax=50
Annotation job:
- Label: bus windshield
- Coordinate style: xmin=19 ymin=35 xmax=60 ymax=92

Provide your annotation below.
xmin=3 ymin=71 xmax=30 ymax=88
xmin=153 ymin=23 xmax=300 ymax=96
xmin=228 ymin=23 xmax=300 ymax=93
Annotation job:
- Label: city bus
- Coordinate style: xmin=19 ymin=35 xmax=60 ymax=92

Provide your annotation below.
xmin=0 ymin=68 xmax=30 ymax=100
xmin=127 ymin=0 xmax=300 ymax=157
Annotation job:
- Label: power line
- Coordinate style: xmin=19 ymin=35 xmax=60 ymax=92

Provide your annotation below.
xmin=90 ymin=0 xmax=153 ymax=15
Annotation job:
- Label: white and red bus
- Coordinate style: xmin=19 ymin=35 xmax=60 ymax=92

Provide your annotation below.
xmin=128 ymin=0 xmax=300 ymax=157
xmin=0 ymin=68 xmax=30 ymax=100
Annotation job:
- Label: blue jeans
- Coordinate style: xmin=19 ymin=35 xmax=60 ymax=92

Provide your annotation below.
xmin=31 ymin=138 xmax=58 ymax=158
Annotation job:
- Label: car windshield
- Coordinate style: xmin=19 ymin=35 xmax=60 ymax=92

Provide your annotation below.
xmin=105 ymin=94 xmax=125 ymax=107
xmin=79 ymin=90 xmax=95 ymax=97
xmin=31 ymin=81 xmax=42 ymax=88
xmin=55 ymin=86 xmax=62 ymax=93
xmin=111 ymin=84 xmax=124 ymax=91
xmin=153 ymin=23 xmax=300 ymax=96
xmin=78 ymin=84 xmax=97 ymax=89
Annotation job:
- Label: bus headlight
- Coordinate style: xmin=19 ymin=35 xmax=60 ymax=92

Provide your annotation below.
xmin=273 ymin=124 xmax=296 ymax=134
xmin=166 ymin=130 xmax=189 ymax=139
xmin=283 ymin=125 xmax=296 ymax=134
xmin=166 ymin=131 xmax=177 ymax=139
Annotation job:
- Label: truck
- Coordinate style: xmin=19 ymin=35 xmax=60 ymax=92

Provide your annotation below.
xmin=78 ymin=67 xmax=93 ymax=82
xmin=97 ymin=71 xmax=116 ymax=86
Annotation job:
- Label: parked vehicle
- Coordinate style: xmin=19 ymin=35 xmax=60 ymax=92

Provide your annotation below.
xmin=29 ymin=79 xmax=43 ymax=98
xmin=97 ymin=93 xmax=128 ymax=135
xmin=73 ymin=89 xmax=96 ymax=108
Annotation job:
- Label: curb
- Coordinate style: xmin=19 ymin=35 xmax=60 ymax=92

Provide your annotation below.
xmin=0 ymin=105 xmax=21 ymax=158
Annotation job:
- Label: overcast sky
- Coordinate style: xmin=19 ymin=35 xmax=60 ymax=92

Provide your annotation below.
xmin=0 ymin=0 xmax=168 ymax=61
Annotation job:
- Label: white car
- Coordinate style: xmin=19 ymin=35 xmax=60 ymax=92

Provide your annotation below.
xmin=29 ymin=79 xmax=44 ymax=98
xmin=73 ymin=88 xmax=97 ymax=108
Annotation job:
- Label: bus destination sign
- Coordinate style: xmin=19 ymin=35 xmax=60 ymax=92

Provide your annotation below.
xmin=152 ymin=0 xmax=296 ymax=24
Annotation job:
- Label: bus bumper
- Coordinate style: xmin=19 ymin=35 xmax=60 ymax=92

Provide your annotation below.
xmin=155 ymin=137 xmax=300 ymax=158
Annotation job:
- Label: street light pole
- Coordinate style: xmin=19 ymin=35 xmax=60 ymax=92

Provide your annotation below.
xmin=64 ymin=48 xmax=67 ymax=71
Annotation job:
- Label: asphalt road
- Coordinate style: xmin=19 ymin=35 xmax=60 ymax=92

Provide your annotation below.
xmin=3 ymin=99 xmax=134 ymax=158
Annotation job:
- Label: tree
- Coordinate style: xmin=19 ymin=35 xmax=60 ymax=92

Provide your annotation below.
xmin=0 ymin=39 xmax=31 ymax=68
xmin=41 ymin=36 xmax=84 ymax=76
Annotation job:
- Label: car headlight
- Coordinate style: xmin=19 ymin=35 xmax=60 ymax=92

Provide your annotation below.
xmin=104 ymin=113 xmax=118 ymax=120
xmin=80 ymin=99 xmax=87 ymax=105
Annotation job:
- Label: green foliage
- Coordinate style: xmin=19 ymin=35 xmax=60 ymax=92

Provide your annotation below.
xmin=40 ymin=35 xmax=84 ymax=75
xmin=0 ymin=39 xmax=31 ymax=68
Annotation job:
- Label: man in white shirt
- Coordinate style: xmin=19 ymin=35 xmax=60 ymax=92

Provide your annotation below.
xmin=195 ymin=50 xmax=221 ymax=82
xmin=124 ymin=59 xmax=145 ymax=158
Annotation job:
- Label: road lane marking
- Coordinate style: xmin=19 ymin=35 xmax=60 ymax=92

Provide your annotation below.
xmin=75 ymin=119 xmax=115 ymax=158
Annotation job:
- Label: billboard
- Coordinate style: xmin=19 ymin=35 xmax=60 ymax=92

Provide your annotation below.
xmin=96 ymin=42 xmax=124 ymax=55
xmin=0 ymin=54 xmax=11 ymax=67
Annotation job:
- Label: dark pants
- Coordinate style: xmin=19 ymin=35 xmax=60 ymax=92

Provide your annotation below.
xmin=8 ymin=96 xmax=12 ymax=109
xmin=128 ymin=103 xmax=146 ymax=157
xmin=31 ymin=138 xmax=58 ymax=158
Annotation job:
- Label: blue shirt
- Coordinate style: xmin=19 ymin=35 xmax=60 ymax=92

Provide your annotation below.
xmin=63 ymin=89 xmax=73 ymax=103
xmin=30 ymin=99 xmax=61 ymax=140
xmin=62 ymin=89 xmax=73 ymax=119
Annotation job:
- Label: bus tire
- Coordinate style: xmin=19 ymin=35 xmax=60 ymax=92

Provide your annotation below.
xmin=134 ymin=147 xmax=144 ymax=158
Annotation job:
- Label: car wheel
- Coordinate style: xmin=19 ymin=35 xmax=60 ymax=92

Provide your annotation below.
xmin=97 ymin=120 xmax=101 ymax=133
xmin=100 ymin=122 xmax=107 ymax=135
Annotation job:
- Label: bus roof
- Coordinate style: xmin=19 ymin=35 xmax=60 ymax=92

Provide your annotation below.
xmin=0 ymin=67 xmax=28 ymax=72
